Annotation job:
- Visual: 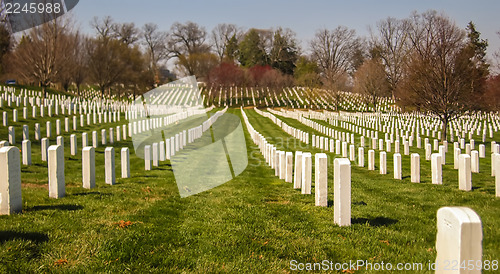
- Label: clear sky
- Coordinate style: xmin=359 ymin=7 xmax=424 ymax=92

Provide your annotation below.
xmin=71 ymin=0 xmax=500 ymax=59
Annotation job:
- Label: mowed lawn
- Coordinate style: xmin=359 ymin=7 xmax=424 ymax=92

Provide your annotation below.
xmin=0 ymin=106 xmax=499 ymax=273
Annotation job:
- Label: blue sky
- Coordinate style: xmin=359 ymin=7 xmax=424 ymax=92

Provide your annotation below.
xmin=71 ymin=0 xmax=500 ymax=58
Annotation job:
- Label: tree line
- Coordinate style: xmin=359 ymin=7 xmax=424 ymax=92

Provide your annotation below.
xmin=0 ymin=10 xmax=500 ymax=130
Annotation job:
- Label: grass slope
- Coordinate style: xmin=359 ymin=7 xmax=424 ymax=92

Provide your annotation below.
xmin=0 ymin=106 xmax=497 ymax=273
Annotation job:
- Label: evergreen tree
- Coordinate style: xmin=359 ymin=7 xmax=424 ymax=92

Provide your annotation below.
xmin=294 ymin=56 xmax=320 ymax=87
xmin=0 ymin=24 xmax=11 ymax=74
xmin=224 ymin=34 xmax=239 ymax=63
xmin=462 ymin=21 xmax=489 ymax=96
xmin=270 ymin=28 xmax=298 ymax=75
xmin=238 ymin=29 xmax=268 ymax=67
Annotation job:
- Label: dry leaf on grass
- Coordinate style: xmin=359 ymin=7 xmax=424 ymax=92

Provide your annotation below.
xmin=54 ymin=259 xmax=68 ymax=266
xmin=115 ymin=220 xmax=133 ymax=228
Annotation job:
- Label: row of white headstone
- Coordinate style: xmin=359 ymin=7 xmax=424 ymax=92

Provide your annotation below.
xmin=0 ymin=93 xmax=126 ymax=122
xmin=140 ymin=107 xmax=228 ymax=170
xmin=254 ymin=107 xmax=310 ymax=144
xmin=242 ymin=107 xmax=352 ymax=227
xmin=1 ymin=88 xmax=129 ymax=115
xmin=297 ymin=108 xmax=498 ymax=146
xmin=247 ymin=108 xmax=486 ymax=271
xmin=0 ymin=144 xmax=131 ymax=215
xmin=270 ymin=108 xmax=500 ymax=195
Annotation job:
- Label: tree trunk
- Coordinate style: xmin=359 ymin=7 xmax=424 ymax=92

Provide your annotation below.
xmin=41 ymin=85 xmax=47 ymax=105
xmin=441 ymin=117 xmax=448 ymax=142
xmin=100 ymin=86 xmax=105 ymax=100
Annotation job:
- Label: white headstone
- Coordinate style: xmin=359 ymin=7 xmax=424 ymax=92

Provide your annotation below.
xmin=459 ymin=154 xmax=472 ymax=191
xmin=46 ymin=121 xmax=51 ymax=138
xmin=426 ymin=143 xmax=431 ymax=161
xmin=334 ymin=158 xmax=351 ymax=227
xmin=285 ymin=152 xmax=293 ymax=183
xmin=293 ymin=151 xmax=302 ymax=189
xmin=92 ymin=131 xmax=98 ymax=148
xmin=277 ymin=151 xmax=285 ymax=179
xmin=22 ymin=140 xmax=31 ymax=165
xmin=41 ymin=138 xmax=49 ymax=162
xmin=152 ymin=143 xmax=159 ymax=167
xmin=109 ymin=128 xmax=114 ymax=144
xmin=495 ymin=154 xmax=500 ymax=197
xmin=380 ymin=151 xmax=387 ymax=175
xmin=70 ymin=134 xmax=77 ymax=156
xmin=404 ymin=140 xmax=409 ymax=155
xmin=435 ymin=207 xmax=482 ymax=274
xmin=2 ymin=111 xmax=7 ymax=127
xmin=301 ymin=152 xmax=312 ymax=194
xmin=439 ymin=145 xmax=446 ymax=165
xmin=349 ymin=144 xmax=355 ymax=161
xmin=48 ymin=145 xmax=65 ymax=198
xmin=8 ymin=126 xmax=14 ymax=145
xmin=22 ymin=125 xmax=29 ymax=140
xmin=56 ymin=119 xmax=61 ymax=135
xmin=358 ymin=147 xmax=364 ymax=167
xmin=159 ymin=141 xmax=165 ymax=161
xmin=121 ymin=147 xmax=130 ymax=178
xmin=315 ymin=153 xmax=328 ymax=207
xmin=454 ymin=148 xmax=461 ymax=170
xmin=0 ymin=146 xmax=22 ymax=214
xmin=393 ymin=153 xmax=402 ymax=180
xmin=470 ymin=150 xmax=479 ymax=173
xmin=368 ymin=149 xmax=375 ymax=170
xmin=432 ymin=153 xmax=442 ymax=185
xmin=101 ymin=129 xmax=107 ymax=145
xmin=34 ymin=123 xmax=40 ymax=141
xmin=411 ymin=153 xmax=420 ymax=183
xmin=166 ymin=139 xmax=171 ymax=160
xmin=105 ymin=147 xmax=115 ymax=185
xmin=82 ymin=132 xmax=88 ymax=148
xmin=144 ymin=145 xmax=151 ymax=171
xmin=478 ymin=144 xmax=485 ymax=158
xmin=82 ymin=147 xmax=95 ymax=189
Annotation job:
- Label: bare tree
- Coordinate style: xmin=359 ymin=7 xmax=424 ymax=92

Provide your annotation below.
xmin=211 ymin=23 xmax=241 ymax=62
xmin=86 ymin=38 xmax=121 ymax=98
xmin=142 ymin=23 xmax=168 ymax=86
xmin=169 ymin=21 xmax=209 ymax=56
xmin=168 ymin=21 xmax=211 ymax=76
xmin=56 ymin=31 xmax=82 ymax=92
xmin=91 ymin=16 xmax=114 ymax=40
xmin=71 ymin=32 xmax=88 ymax=95
xmin=493 ymin=31 xmax=500 ymax=74
xmin=370 ymin=17 xmax=410 ymax=99
xmin=353 ymin=58 xmax=389 ymax=110
xmin=11 ymin=15 xmax=74 ymax=98
xmin=401 ymin=10 xmax=473 ymax=140
xmin=310 ymin=26 xmax=357 ymax=88
xmin=112 ymin=22 xmax=140 ymax=46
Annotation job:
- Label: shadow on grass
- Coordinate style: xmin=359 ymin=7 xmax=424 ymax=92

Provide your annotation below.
xmin=72 ymin=192 xmax=112 ymax=197
xmin=328 ymin=200 xmax=369 ymax=207
xmin=352 ymin=217 xmax=398 ymax=227
xmin=25 ymin=204 xmax=84 ymax=211
xmin=0 ymin=231 xmax=49 ymax=243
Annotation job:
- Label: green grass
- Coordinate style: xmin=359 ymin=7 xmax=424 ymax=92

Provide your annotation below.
xmin=0 ymin=105 xmax=498 ymax=273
